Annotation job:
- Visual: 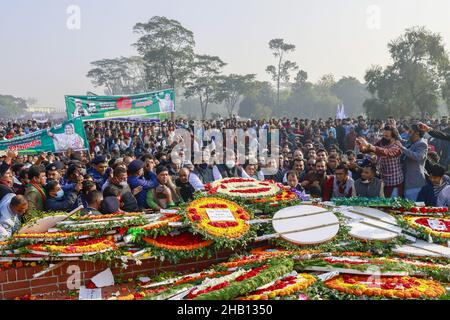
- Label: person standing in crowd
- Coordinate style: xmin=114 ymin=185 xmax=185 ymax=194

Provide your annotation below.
xmin=80 ymin=190 xmax=103 ymax=216
xmin=417 ymin=164 xmax=448 ymax=207
xmin=147 ymin=166 xmax=179 ymax=210
xmin=302 ymin=160 xmax=334 ymax=201
xmin=175 ymin=168 xmax=197 ymax=203
xmin=88 ymin=155 xmax=111 ymax=190
xmin=46 ymin=162 xmax=64 ymax=183
xmin=0 ymin=195 xmax=29 ymax=239
xmin=353 ymin=164 xmax=384 ymax=198
xmin=332 ymin=164 xmax=354 ymax=198
xmin=127 ymin=160 xmax=158 ymax=210
xmin=44 ymin=180 xmax=80 ymax=212
xmin=285 ymin=170 xmax=305 ymax=193
xmin=0 ymin=150 xmax=18 ymax=202
xmin=400 ymin=124 xmax=428 ymax=201
xmin=357 ymin=125 xmax=404 ymax=198
xmin=25 ymin=165 xmax=47 ymax=212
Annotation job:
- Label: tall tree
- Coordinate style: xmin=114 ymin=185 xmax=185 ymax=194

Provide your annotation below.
xmin=87 ymin=56 xmax=147 ymax=95
xmin=184 ymin=55 xmax=226 ymax=120
xmin=133 ymin=16 xmax=195 ymax=90
xmin=364 ymin=27 xmax=450 ymax=118
xmin=216 ymin=74 xmax=256 ymax=117
xmin=266 ymin=39 xmax=298 ymax=108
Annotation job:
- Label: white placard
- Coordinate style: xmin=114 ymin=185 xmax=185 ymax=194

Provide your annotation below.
xmin=91 ymin=268 xmax=115 ymax=288
xmin=206 ymin=209 xmax=236 ymax=222
xmin=79 ymin=286 xmax=102 ymax=300
xmin=427 ymin=219 xmax=447 ymax=231
xmin=160 ymin=209 xmax=179 ymax=214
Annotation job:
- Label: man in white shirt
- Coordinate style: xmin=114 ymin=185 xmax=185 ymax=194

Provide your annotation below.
xmin=0 ymin=195 xmax=28 ymax=240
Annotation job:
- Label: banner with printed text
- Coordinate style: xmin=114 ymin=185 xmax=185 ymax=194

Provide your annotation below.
xmin=65 ymin=89 xmax=175 ymax=121
xmin=0 ymin=118 xmax=89 ymax=154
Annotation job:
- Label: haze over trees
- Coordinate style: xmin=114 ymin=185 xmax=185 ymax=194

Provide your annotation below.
xmin=83 ymin=18 xmax=449 ymax=120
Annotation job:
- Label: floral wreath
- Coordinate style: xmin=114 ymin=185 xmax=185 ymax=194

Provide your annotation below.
xmin=403 ymin=216 xmax=450 ymax=239
xmin=184 ymin=197 xmax=254 ymax=247
xmin=239 ymin=273 xmax=317 ymax=300
xmin=325 ymin=274 xmax=446 ymax=299
xmin=188 ymin=258 xmax=294 ymax=300
xmin=142 ymin=231 xmax=215 ymax=263
xmin=205 ymin=178 xmax=281 ymax=199
xmin=27 ymin=238 xmax=116 ymax=256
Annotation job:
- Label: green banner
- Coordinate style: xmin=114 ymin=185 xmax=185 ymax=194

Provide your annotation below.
xmin=0 ymin=118 xmax=89 ymax=154
xmin=65 ymin=89 xmax=175 ymax=121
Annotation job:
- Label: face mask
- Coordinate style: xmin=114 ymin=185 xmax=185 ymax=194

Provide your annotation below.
xmin=226 ymin=161 xmax=235 ymax=169
xmin=119 ymin=181 xmax=128 ymax=188
xmin=80 ymin=168 xmax=87 ymax=175
xmin=55 ymin=190 xmax=64 ymax=200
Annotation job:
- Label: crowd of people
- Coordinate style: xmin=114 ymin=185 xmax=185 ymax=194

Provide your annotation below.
xmin=1 ymin=115 xmax=450 ymax=239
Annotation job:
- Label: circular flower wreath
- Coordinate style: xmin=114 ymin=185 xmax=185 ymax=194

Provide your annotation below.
xmin=27 ymin=238 xmax=116 ymax=256
xmin=185 ymin=197 xmax=252 ymax=242
xmin=326 ymin=274 xmax=446 ymax=299
xmin=250 ymin=188 xmax=298 ymax=204
xmin=142 ymin=231 xmax=215 ymax=263
xmin=239 ymin=273 xmax=317 ymax=300
xmin=206 ymin=178 xmax=281 ymax=199
xmin=403 ymin=216 xmax=450 ymax=239
xmin=142 ymin=232 xmax=213 ymax=251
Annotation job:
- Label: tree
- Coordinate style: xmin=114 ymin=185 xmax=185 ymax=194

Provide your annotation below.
xmin=331 ymin=77 xmax=370 ymax=116
xmin=0 ymin=95 xmax=28 ymax=118
xmin=238 ymin=81 xmax=275 ymax=118
xmin=363 ymin=27 xmax=450 ymax=118
xmin=87 ymin=56 xmax=147 ymax=95
xmin=292 ymin=70 xmax=308 ymax=92
xmin=184 ymin=55 xmax=226 ymax=120
xmin=266 ymin=39 xmax=299 ymax=108
xmin=216 ymin=74 xmax=256 ymax=117
xmin=133 ymin=16 xmax=195 ymax=90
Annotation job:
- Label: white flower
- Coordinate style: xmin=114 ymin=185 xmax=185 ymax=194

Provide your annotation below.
xmin=121 ymin=263 xmax=128 ymax=269
xmin=135 ymin=259 xmax=142 ymax=266
xmin=120 ymin=256 xmax=128 ymax=263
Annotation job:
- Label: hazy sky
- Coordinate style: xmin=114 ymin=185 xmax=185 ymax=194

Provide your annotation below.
xmin=1 ymin=0 xmax=450 ymax=109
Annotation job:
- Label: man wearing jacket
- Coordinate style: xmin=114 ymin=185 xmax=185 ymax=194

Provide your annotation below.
xmin=417 ymin=164 xmax=448 ymax=207
xmin=401 ymin=124 xmax=428 ymax=201
xmin=127 ymin=160 xmax=158 ymax=209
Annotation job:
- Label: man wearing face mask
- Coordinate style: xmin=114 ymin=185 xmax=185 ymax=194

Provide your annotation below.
xmin=44 ymin=180 xmax=80 ymax=212
xmin=352 ymin=164 xmax=384 ymax=198
xmin=0 ymin=195 xmax=29 ymax=240
xmin=357 ymin=125 xmax=404 ymax=198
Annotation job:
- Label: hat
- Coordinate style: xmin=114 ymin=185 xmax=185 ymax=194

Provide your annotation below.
xmin=101 ymin=196 xmax=120 ymax=214
xmin=128 ymin=160 xmax=144 ymax=174
xmin=46 ymin=161 xmax=64 ymax=172
xmin=92 ymin=155 xmax=107 ymax=165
